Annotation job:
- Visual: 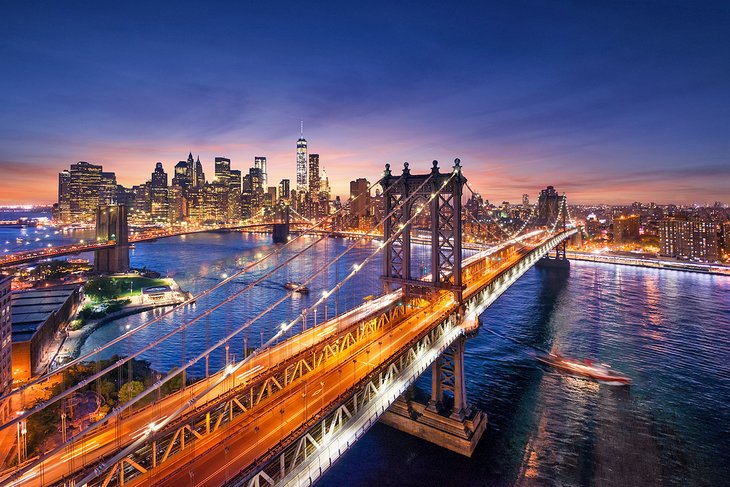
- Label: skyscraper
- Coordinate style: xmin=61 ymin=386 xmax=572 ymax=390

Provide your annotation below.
xmin=536 ymin=185 xmax=560 ymax=227
xmin=151 ymin=162 xmax=168 ymax=188
xmin=100 ymin=172 xmax=117 ymax=205
xmin=58 ymin=161 xmax=107 ymax=222
xmin=308 ymin=154 xmax=320 ymax=195
xmin=255 ymin=156 xmax=268 ymax=189
xmin=279 ymin=179 xmax=291 ymax=200
xmin=296 ymin=124 xmax=307 ymax=192
xmin=228 ymin=169 xmax=242 ymax=220
xmin=215 ymin=157 xmax=231 ymax=184
xmin=349 ymin=178 xmax=371 ymax=228
xmin=172 ymin=161 xmax=191 ymax=188
xmin=522 ymin=194 xmax=529 ymax=207
xmin=187 ymin=152 xmax=197 ymax=186
xmin=57 ymin=170 xmax=71 ymax=221
xmin=194 ymin=155 xmax=206 ymax=188
xmin=249 ymin=167 xmax=264 ymax=194
xmin=150 ymin=162 xmax=169 ymax=223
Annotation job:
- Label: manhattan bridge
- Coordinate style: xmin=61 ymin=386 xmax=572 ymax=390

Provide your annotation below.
xmin=0 ymin=159 xmax=575 ymax=487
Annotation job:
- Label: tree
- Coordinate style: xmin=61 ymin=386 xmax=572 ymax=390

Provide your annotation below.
xmin=98 ymin=380 xmax=117 ymax=404
xmin=84 ymin=276 xmax=123 ymax=302
xmin=118 ymin=381 xmax=145 ymax=403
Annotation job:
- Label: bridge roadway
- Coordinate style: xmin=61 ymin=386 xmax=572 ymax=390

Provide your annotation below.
xmin=107 ymin=235 xmax=547 ymax=487
xmin=3 ymin=291 xmax=404 ymax=487
xmin=3 ymin=231 xmax=558 ymax=487
xmin=0 ymin=222 xmax=303 ymax=268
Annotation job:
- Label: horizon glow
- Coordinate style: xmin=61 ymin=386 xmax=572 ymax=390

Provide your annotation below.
xmin=1 ymin=2 xmax=728 ymax=206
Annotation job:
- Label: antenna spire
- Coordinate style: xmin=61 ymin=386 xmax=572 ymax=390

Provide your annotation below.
xmin=300 ymin=120 xmax=303 ymax=138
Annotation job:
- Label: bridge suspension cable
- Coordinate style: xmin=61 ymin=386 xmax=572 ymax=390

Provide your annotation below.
xmin=3 ymin=172 xmax=428 ymax=484
xmin=0 ymin=177 xmax=390 ymax=429
xmin=72 ymin=170 xmax=457 ymax=487
xmin=464 ymin=181 xmax=540 ymax=241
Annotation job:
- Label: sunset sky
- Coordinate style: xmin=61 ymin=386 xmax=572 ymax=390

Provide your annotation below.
xmin=1 ymin=1 xmax=728 ymax=205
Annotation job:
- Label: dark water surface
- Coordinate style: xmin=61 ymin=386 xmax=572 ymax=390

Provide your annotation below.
xmin=69 ymin=232 xmax=729 ymax=486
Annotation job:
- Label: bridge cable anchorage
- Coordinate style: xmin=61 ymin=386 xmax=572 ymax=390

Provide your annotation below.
xmin=70 ymin=171 xmax=453 ymax=487
xmin=0 ymin=175 xmax=389 ymax=416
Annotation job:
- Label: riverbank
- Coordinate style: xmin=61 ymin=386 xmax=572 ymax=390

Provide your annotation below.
xmin=55 ymin=302 xmax=182 ymax=365
xmin=47 ymin=281 xmax=191 ymax=368
xmin=566 ymin=251 xmax=730 ymax=276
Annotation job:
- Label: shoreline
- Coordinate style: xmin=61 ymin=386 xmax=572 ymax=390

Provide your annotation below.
xmin=566 ymin=251 xmax=730 ymax=276
xmin=58 ymin=302 xmax=182 ymax=363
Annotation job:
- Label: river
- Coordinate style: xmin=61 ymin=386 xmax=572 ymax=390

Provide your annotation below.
xmin=9 ymin=226 xmax=730 ymax=486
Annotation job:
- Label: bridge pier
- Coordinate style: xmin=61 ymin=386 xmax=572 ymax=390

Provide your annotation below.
xmin=272 ymin=204 xmax=291 ymax=243
xmin=94 ymin=204 xmax=130 ymax=274
xmin=380 ymin=335 xmax=487 ymax=457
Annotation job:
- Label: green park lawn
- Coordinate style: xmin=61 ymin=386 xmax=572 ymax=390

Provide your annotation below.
xmin=85 ymin=275 xmax=170 ymax=302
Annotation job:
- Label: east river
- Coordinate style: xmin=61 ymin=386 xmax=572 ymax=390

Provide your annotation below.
xmin=5 ymin=222 xmax=730 ymax=486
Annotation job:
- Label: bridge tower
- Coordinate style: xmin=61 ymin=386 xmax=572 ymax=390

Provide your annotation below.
xmin=94 ymin=204 xmax=130 ymax=274
xmin=381 ymin=159 xmax=465 ymax=302
xmin=380 ymin=160 xmax=486 ymax=457
xmin=272 ymin=203 xmax=290 ymax=243
xmin=537 ymin=195 xmax=570 ymax=268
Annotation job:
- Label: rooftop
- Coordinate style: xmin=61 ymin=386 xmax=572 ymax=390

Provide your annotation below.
xmin=11 ymin=285 xmax=80 ymax=343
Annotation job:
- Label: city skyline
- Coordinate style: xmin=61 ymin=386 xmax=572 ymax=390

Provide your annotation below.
xmin=2 ymin=2 xmax=728 ymax=206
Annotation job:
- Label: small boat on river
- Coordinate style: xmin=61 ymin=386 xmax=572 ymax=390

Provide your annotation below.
xmin=537 ymin=353 xmax=631 ymax=385
xmin=284 ymin=281 xmax=309 ymax=294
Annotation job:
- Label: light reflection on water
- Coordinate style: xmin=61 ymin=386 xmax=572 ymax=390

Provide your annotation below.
xmin=75 ymin=233 xmax=729 ymax=486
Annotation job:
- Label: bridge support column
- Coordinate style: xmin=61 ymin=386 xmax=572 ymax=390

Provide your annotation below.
xmin=94 ymin=204 xmax=129 ymax=274
xmin=449 ymin=335 xmax=469 ymax=421
xmin=272 ymin=205 xmax=290 ymax=243
xmin=381 ymin=333 xmax=486 ymax=457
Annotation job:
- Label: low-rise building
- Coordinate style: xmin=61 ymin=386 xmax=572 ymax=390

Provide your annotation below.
xmin=11 ymin=285 xmax=82 ymax=380
xmin=0 ymin=276 xmax=12 ymax=422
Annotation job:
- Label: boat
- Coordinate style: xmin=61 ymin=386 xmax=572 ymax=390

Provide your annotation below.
xmin=284 ymin=281 xmax=309 ymax=294
xmin=536 ymin=353 xmax=631 ymax=385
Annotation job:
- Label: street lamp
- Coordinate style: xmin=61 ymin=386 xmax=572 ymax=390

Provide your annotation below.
xmin=16 ymin=414 xmax=27 ymax=465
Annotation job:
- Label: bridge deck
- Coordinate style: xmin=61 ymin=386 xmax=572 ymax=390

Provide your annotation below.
xmin=2 ymin=230 xmax=573 ymax=487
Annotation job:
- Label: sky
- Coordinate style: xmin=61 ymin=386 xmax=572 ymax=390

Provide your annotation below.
xmin=1 ymin=1 xmax=728 ymax=205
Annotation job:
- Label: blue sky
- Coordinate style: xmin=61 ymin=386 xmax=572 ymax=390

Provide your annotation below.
xmin=1 ymin=1 xmax=728 ymax=204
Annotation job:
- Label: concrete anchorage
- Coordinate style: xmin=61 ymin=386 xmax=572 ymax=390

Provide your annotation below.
xmin=378 ymin=160 xmax=486 ymax=457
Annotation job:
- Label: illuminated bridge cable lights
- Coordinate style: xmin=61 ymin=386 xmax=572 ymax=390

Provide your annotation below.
xmin=246 ymin=230 xmax=578 ymax=487
xmin=3 ymin=170 xmax=421 ymax=486
xmin=70 ymin=170 xmax=452 ymax=487
xmin=0 ymin=181 xmax=396 ymax=478
xmin=0 ymin=224 xmax=349 ymax=438
xmin=0 ymin=176 xmax=387 ymax=413
xmin=465 ymin=180 xmax=538 ymax=240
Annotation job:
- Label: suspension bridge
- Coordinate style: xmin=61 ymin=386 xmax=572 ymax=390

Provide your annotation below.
xmin=0 ymin=159 xmax=576 ymax=487
xmin=0 ymin=219 xmax=309 ymax=269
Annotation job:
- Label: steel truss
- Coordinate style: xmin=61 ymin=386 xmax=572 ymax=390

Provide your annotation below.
xmin=382 ymin=159 xmax=466 ymax=301
xmin=239 ymin=308 xmax=465 ymax=487
xmin=81 ymin=296 xmax=429 ymax=487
